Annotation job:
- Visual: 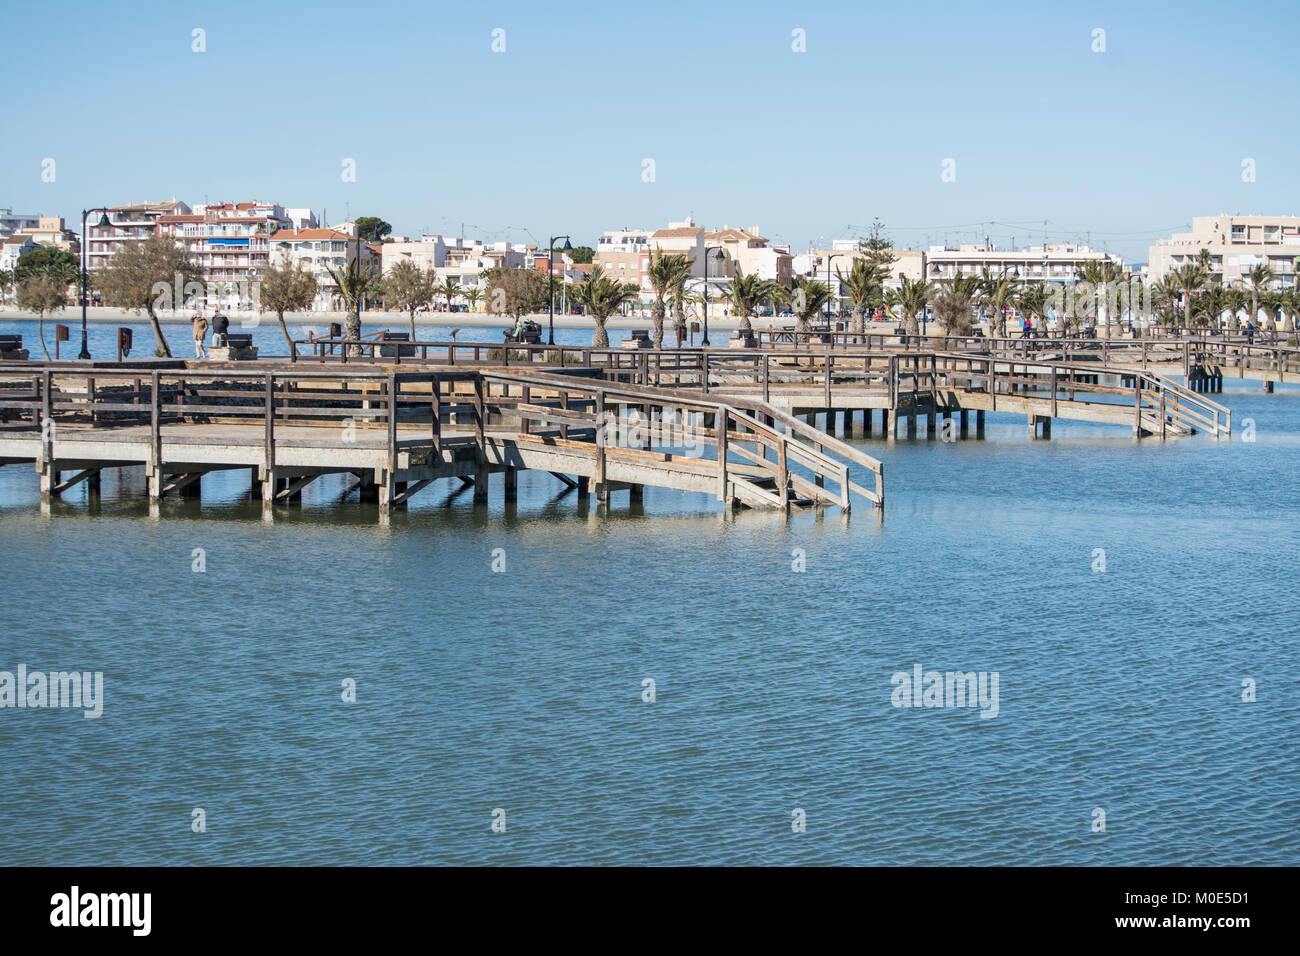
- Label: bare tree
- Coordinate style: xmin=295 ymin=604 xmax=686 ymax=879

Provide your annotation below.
xmin=16 ymin=273 xmax=69 ymax=359
xmin=261 ymin=255 xmax=320 ymax=351
xmin=97 ymin=235 xmax=203 ymax=357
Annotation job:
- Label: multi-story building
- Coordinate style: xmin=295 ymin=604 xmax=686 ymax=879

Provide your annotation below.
xmin=437 ymin=239 xmax=531 ymax=300
xmin=800 ymin=241 xmax=925 ymax=302
xmin=1147 ymin=215 xmax=1300 ymax=289
xmin=0 ymin=234 xmax=39 ymax=273
xmin=704 ymin=225 xmax=795 ymax=285
xmin=17 ymin=217 xmax=79 ymax=252
xmin=381 ymin=235 xmax=448 ymax=274
xmin=924 ymin=242 xmax=1122 ymax=283
xmin=0 ymin=209 xmax=40 ymax=240
xmin=267 ymin=228 xmax=381 ymax=311
xmin=84 ymin=199 xmax=191 ymax=272
xmin=157 ymin=201 xmax=292 ymax=288
xmin=593 ymin=228 xmax=653 ymax=289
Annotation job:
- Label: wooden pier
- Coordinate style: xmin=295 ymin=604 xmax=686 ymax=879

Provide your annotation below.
xmin=0 ymin=367 xmax=883 ymax=516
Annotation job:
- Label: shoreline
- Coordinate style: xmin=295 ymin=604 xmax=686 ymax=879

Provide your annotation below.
xmin=0 ymin=307 xmax=768 ymax=332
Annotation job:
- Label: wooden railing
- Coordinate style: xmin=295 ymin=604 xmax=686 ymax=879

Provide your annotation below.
xmin=0 ymin=367 xmax=883 ymax=511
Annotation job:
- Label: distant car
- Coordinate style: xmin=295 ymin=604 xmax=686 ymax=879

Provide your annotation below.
xmin=415 ymin=303 xmax=429 ymax=312
xmin=778 ymin=310 xmax=793 ymax=318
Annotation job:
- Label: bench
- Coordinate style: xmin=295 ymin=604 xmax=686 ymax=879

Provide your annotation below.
xmin=379 ymin=331 xmax=415 ymax=357
xmin=0 ymin=334 xmax=29 ymax=361
xmin=207 ymin=333 xmax=258 ymax=361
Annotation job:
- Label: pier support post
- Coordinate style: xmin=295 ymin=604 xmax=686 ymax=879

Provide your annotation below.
xmin=863 ymin=409 xmax=872 ymax=437
xmin=926 ymin=410 xmax=936 ymax=438
xmin=976 ymin=410 xmax=986 ymax=438
xmin=504 ymin=465 xmax=518 ymax=502
xmin=577 ymin=476 xmax=590 ymax=499
xmin=262 ymin=468 xmax=277 ymax=505
xmin=1265 ymin=381 xmax=1274 ymax=393
xmin=473 ymin=463 xmax=489 ymax=503
xmin=357 ymin=471 xmax=378 ymax=503
xmin=959 ymin=410 xmax=969 ymax=438
xmin=906 ymin=413 xmax=917 ymax=439
xmin=148 ymin=467 xmax=163 ymax=501
xmin=884 ymin=409 xmax=895 ymax=442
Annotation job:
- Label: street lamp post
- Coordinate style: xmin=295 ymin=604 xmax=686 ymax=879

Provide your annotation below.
xmin=548 ymin=235 xmax=572 ymax=345
xmin=701 ymin=246 xmax=725 ymax=346
xmin=825 ymin=253 xmax=846 ymax=324
xmin=80 ymin=207 xmax=110 ymax=360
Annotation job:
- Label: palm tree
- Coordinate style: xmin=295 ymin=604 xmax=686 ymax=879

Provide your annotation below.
xmin=791 ymin=278 xmax=832 ymax=343
xmin=885 ymin=275 xmax=930 ymax=339
xmin=669 ymin=259 xmax=696 ymax=345
xmin=324 ymin=258 xmax=381 ymax=351
xmin=930 ymin=273 xmax=982 ymax=336
xmin=646 ymin=249 xmax=691 ymax=347
xmin=726 ymin=270 xmax=768 ymax=332
xmin=1015 ymin=282 xmax=1051 ymax=335
xmin=438 ymin=276 xmax=463 ymax=313
xmin=836 ymin=257 xmax=885 ymax=336
xmin=572 ymin=266 xmax=639 ymax=347
xmin=1169 ymin=263 xmax=1207 ymax=330
xmin=980 ymin=269 xmax=1018 ymax=337
xmin=0 ymin=269 xmax=14 ymax=307
xmin=1246 ymin=263 xmax=1276 ymax=329
xmin=464 ymin=287 xmax=482 ymax=312
xmin=1076 ymin=260 xmax=1124 ymax=335
xmin=1222 ymin=286 xmax=1247 ymax=332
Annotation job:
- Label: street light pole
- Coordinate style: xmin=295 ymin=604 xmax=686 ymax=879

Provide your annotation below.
xmin=701 ymin=246 xmax=724 ymax=347
xmin=548 ymin=235 xmax=571 ymax=346
xmin=825 ymin=252 xmax=846 ymax=324
xmin=80 ymin=207 xmax=109 ymax=360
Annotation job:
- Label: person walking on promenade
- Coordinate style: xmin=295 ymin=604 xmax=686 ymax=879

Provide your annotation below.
xmin=192 ymin=312 xmax=209 ymax=358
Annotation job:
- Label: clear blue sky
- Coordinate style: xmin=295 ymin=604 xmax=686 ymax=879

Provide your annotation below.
xmin=5 ymin=0 xmax=1297 ymax=264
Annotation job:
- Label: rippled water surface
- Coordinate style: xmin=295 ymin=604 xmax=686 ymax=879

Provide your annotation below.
xmin=1 ymin=379 xmax=1296 ymax=865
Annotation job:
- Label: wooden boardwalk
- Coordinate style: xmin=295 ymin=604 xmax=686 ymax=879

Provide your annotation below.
xmin=285 ymin=334 xmax=1238 ymax=437
xmin=0 ymin=367 xmax=883 ymax=516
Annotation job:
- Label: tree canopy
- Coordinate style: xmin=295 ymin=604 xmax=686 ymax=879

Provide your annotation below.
xmin=354 ymin=217 xmax=392 ymax=242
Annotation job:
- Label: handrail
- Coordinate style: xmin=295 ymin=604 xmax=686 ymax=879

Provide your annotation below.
xmin=0 ymin=366 xmax=881 ymax=511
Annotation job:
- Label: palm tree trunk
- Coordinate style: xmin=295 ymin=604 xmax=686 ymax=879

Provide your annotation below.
xmin=904 ymin=311 xmax=920 ymax=339
xmin=794 ymin=315 xmax=811 ymax=345
xmin=852 ymin=305 xmax=866 ymax=337
xmin=146 ymin=304 xmax=172 ymax=357
xmin=344 ymin=311 xmax=361 ymax=356
xmin=738 ymin=312 xmax=752 ymax=332
xmin=409 ymin=310 xmax=417 ymax=342
xmin=651 ymin=298 xmax=665 ymax=348
xmin=592 ymin=318 xmax=609 ymax=348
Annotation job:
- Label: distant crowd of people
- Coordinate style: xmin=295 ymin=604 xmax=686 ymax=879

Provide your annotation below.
xmin=190 ymin=311 xmax=229 ymax=358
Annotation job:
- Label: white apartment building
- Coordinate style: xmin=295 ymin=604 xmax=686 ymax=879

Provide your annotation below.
xmin=155 ymin=201 xmax=298 ymax=310
xmin=267 ymin=229 xmax=381 ymax=311
xmin=0 ymin=234 xmax=39 ymax=272
xmin=925 ymin=242 xmax=1123 ymax=283
xmin=593 ymin=227 xmax=653 ymax=290
xmin=381 ymin=235 xmax=448 ymax=274
xmin=0 ymin=209 xmax=40 ymax=240
xmin=1147 ymin=215 xmax=1300 ymax=289
xmin=84 ymin=199 xmax=191 ymax=272
xmin=285 ymin=208 xmax=319 ymax=231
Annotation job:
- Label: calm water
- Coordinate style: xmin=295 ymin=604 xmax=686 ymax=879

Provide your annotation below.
xmin=0 ymin=375 xmax=1297 ymax=865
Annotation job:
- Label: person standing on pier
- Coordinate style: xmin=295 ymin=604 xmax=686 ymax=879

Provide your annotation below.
xmin=212 ymin=310 xmax=229 ymax=348
xmin=192 ymin=312 xmax=209 ymax=358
